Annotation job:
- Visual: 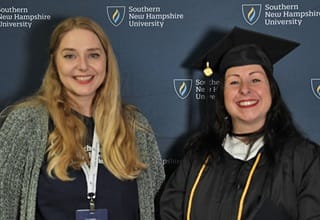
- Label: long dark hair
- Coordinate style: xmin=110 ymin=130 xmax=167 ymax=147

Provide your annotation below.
xmin=187 ymin=66 xmax=303 ymax=162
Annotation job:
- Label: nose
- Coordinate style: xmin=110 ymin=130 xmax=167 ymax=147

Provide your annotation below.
xmin=239 ymin=82 xmax=250 ymax=95
xmin=78 ymin=56 xmax=88 ymax=71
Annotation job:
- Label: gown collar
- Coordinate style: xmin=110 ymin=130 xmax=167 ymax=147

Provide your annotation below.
xmin=223 ymin=134 xmax=264 ymax=161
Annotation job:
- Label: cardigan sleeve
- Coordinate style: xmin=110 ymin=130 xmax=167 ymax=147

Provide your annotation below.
xmin=0 ymin=108 xmax=25 ymax=219
xmin=134 ymin=110 xmax=165 ymax=220
xmin=0 ymin=106 xmax=48 ymax=220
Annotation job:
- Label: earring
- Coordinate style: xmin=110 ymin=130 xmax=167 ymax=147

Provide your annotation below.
xmin=203 ymin=61 xmax=213 ymax=77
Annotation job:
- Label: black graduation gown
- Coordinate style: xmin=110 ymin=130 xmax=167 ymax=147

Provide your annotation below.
xmin=159 ymin=138 xmax=320 ymax=220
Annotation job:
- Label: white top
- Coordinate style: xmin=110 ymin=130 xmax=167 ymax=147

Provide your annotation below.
xmin=223 ymin=134 xmax=264 ymax=161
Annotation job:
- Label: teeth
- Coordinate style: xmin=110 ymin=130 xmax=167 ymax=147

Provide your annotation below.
xmin=74 ymin=76 xmax=93 ymax=81
xmin=238 ymin=100 xmax=257 ymax=106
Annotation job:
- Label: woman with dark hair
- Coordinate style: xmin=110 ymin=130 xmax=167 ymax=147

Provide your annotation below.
xmin=159 ymin=27 xmax=320 ymax=220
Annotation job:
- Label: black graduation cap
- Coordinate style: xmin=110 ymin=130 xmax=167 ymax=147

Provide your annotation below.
xmin=194 ymin=26 xmax=300 ymax=77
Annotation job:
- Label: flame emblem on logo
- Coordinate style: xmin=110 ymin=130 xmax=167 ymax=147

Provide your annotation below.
xmin=247 ymin=7 xmax=256 ymax=23
xmin=112 ymin=9 xmax=121 ymax=24
xmin=179 ymin=82 xmax=187 ymax=97
xmin=311 ymin=78 xmax=320 ymax=99
xmin=107 ymin=6 xmax=125 ymax=27
xmin=242 ymin=4 xmax=261 ymax=25
xmin=174 ymin=79 xmax=192 ymax=100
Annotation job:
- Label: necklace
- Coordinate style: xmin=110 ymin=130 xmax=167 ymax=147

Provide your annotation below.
xmin=231 ymin=129 xmax=264 ymax=137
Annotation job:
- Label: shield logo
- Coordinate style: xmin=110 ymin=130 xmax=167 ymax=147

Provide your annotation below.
xmin=311 ymin=78 xmax=320 ymax=99
xmin=107 ymin=6 xmax=126 ymax=27
xmin=242 ymin=4 xmax=262 ymax=25
xmin=173 ymin=79 xmax=192 ymax=99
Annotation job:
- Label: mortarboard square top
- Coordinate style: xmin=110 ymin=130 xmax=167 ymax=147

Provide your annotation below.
xmin=194 ymin=27 xmax=299 ymax=77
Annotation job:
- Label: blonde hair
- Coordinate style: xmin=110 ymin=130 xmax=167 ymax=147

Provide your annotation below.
xmin=34 ymin=16 xmax=146 ymax=180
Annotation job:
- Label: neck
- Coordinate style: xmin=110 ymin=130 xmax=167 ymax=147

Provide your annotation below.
xmin=232 ymin=119 xmax=265 ymax=136
xmin=74 ymin=107 xmax=92 ymax=117
xmin=230 ymin=130 xmax=263 ymax=137
xmin=230 ymin=129 xmax=264 ymax=144
xmin=68 ymin=96 xmax=93 ymax=117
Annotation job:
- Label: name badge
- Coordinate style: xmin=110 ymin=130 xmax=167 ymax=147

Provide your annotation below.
xmin=76 ymin=209 xmax=108 ymax=220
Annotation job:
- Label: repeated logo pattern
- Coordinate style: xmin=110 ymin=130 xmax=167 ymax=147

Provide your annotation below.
xmin=242 ymin=4 xmax=262 ymax=25
xmin=311 ymin=78 xmax=320 ymax=99
xmin=173 ymin=79 xmax=192 ymax=99
xmin=107 ymin=6 xmax=126 ymax=27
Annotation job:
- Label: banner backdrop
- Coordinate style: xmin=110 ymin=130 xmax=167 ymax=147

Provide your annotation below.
xmin=1 ymin=0 xmax=320 ymax=174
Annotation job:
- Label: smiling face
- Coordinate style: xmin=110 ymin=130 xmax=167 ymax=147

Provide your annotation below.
xmin=224 ymin=64 xmax=272 ymax=133
xmin=55 ymin=28 xmax=107 ymax=113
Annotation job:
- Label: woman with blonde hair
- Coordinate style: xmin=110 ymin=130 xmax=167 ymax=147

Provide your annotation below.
xmin=0 ymin=16 xmax=165 ymax=220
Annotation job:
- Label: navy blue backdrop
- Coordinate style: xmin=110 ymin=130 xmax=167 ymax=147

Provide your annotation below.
xmin=1 ymin=0 xmax=320 ymax=172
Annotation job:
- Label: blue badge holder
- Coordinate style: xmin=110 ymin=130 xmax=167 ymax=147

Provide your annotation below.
xmin=76 ymin=209 xmax=108 ymax=220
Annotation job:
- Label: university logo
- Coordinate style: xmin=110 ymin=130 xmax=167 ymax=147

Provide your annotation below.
xmin=311 ymin=78 xmax=320 ymax=99
xmin=242 ymin=4 xmax=262 ymax=25
xmin=173 ymin=79 xmax=192 ymax=99
xmin=107 ymin=6 xmax=126 ymax=27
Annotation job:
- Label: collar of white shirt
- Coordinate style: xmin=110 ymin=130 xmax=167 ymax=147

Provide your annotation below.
xmin=223 ymin=134 xmax=264 ymax=161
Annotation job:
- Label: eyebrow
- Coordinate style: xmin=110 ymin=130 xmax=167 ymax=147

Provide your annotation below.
xmin=226 ymin=70 xmax=264 ymax=78
xmin=249 ymin=70 xmax=264 ymax=75
xmin=60 ymin=47 xmax=103 ymax=52
xmin=87 ymin=48 xmax=103 ymax=52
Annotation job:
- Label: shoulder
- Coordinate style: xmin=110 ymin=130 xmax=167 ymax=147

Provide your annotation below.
xmin=132 ymin=107 xmax=151 ymax=128
xmin=133 ymin=109 xmax=155 ymax=143
xmin=283 ymin=136 xmax=320 ymax=157
xmin=125 ymin=106 xmax=161 ymax=154
xmin=280 ymin=136 xmax=320 ymax=171
xmin=173 ymin=148 xmax=208 ymax=176
xmin=6 ymin=104 xmax=47 ymax=120
xmin=1 ymin=104 xmax=48 ymax=130
xmin=124 ymin=105 xmax=154 ymax=132
xmin=0 ymin=104 xmax=49 ymax=162
xmin=293 ymin=137 xmax=320 ymax=161
xmin=186 ymin=148 xmax=210 ymax=168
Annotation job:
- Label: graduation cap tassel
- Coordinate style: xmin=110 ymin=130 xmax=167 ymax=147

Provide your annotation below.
xmin=203 ymin=61 xmax=213 ymax=77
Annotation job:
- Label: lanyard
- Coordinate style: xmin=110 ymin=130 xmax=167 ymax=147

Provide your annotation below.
xmin=81 ymin=128 xmax=100 ymax=211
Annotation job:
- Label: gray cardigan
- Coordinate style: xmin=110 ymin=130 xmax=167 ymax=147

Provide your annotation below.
xmin=0 ymin=105 xmax=165 ymax=220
